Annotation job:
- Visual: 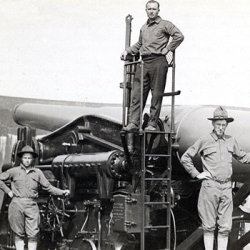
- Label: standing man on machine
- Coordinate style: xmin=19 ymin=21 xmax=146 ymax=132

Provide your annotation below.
xmin=181 ymin=106 xmax=250 ymax=250
xmin=121 ymin=0 xmax=184 ymax=131
xmin=0 ymin=145 xmax=70 ymax=250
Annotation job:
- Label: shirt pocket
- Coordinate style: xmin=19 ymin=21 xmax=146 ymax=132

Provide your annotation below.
xmin=13 ymin=175 xmax=25 ymax=188
xmin=29 ymin=176 xmax=39 ymax=189
xmin=202 ymin=147 xmax=217 ymax=163
xmin=203 ymin=147 xmax=217 ymax=156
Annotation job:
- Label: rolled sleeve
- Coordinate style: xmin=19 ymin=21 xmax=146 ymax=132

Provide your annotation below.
xmin=181 ymin=139 xmax=201 ymax=178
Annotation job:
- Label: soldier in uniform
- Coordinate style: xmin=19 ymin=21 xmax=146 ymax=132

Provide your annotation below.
xmin=0 ymin=145 xmax=70 ymax=250
xmin=121 ymin=0 xmax=184 ymax=131
xmin=181 ymin=106 xmax=250 ymax=250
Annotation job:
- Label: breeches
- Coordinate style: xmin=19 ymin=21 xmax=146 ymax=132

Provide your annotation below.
xmin=198 ymin=179 xmax=233 ymax=236
xmin=8 ymin=197 xmax=40 ymax=238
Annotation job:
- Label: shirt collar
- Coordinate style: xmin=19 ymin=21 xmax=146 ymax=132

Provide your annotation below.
xmin=147 ymin=16 xmax=162 ymax=25
xmin=210 ymin=131 xmax=225 ymax=141
xmin=20 ymin=164 xmax=35 ymax=172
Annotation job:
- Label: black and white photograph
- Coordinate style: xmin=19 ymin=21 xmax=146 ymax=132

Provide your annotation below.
xmin=0 ymin=0 xmax=250 ymax=249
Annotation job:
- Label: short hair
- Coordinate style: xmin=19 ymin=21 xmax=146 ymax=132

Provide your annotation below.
xmin=146 ymin=0 xmax=160 ymax=9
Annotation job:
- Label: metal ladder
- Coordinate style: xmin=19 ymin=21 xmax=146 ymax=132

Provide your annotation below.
xmin=120 ymin=15 xmax=180 ymax=250
xmin=121 ymin=51 xmax=180 ymax=250
xmin=139 ymin=52 xmax=179 ymax=250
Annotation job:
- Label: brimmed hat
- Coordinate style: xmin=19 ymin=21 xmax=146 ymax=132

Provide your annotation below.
xmin=208 ymin=106 xmax=234 ymax=123
xmin=17 ymin=145 xmax=38 ymax=158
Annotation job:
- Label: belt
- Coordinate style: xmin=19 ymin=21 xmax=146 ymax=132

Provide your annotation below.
xmin=141 ymin=53 xmax=165 ymax=59
xmin=13 ymin=197 xmax=37 ymax=201
xmin=212 ymin=178 xmax=231 ymax=184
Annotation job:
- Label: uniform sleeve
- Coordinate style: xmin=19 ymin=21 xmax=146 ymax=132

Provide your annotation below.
xmin=0 ymin=170 xmax=12 ymax=194
xmin=233 ymin=138 xmax=250 ymax=164
xmin=38 ymin=170 xmax=65 ymax=196
xmin=126 ymin=30 xmax=142 ymax=55
xmin=164 ymin=21 xmax=184 ymax=52
xmin=181 ymin=139 xmax=202 ymax=178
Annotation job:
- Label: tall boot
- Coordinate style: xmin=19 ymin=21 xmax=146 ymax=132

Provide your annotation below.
xmin=204 ymin=232 xmax=214 ymax=250
xmin=217 ymin=234 xmax=228 ymax=250
xmin=14 ymin=236 xmax=24 ymax=250
xmin=28 ymin=239 xmax=37 ymax=250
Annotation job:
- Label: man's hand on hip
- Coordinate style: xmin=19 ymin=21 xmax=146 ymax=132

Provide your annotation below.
xmin=196 ymin=172 xmax=211 ymax=180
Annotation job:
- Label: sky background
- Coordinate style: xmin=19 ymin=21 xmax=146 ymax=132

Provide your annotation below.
xmin=1 ymin=0 xmax=250 ymax=107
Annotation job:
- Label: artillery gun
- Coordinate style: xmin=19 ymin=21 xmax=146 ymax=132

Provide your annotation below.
xmin=1 ymin=103 xmax=250 ymax=249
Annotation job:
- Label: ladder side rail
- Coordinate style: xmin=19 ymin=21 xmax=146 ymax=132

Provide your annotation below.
xmin=141 ymin=133 xmax=146 ymax=250
xmin=122 ymin=64 xmax=128 ymax=127
xmin=170 ymin=51 xmax=176 ymax=134
xmin=139 ymin=61 xmax=144 ymax=131
xmin=166 ymin=133 xmax=173 ymax=250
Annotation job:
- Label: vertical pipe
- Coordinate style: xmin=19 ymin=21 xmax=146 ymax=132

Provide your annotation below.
xmin=122 ymin=65 xmax=127 ymax=127
xmin=98 ymin=208 xmax=101 ymax=250
xmin=122 ymin=15 xmax=133 ymax=127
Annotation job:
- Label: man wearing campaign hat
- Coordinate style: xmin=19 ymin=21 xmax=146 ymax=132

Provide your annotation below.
xmin=0 ymin=145 xmax=70 ymax=250
xmin=181 ymin=106 xmax=250 ymax=250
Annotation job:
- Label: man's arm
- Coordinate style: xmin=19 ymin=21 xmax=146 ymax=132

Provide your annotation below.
xmin=163 ymin=21 xmax=184 ymax=53
xmin=0 ymin=170 xmax=13 ymax=197
xmin=38 ymin=169 xmax=69 ymax=196
xmin=233 ymin=138 xmax=250 ymax=164
xmin=121 ymin=30 xmax=142 ymax=60
xmin=181 ymin=139 xmax=203 ymax=178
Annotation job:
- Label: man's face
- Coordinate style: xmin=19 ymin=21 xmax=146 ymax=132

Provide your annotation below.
xmin=212 ymin=120 xmax=228 ymax=137
xmin=21 ymin=153 xmax=34 ymax=167
xmin=146 ymin=2 xmax=159 ymax=20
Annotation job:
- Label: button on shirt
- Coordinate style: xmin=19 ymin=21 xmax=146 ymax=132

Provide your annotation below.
xmin=126 ymin=16 xmax=184 ymax=56
xmin=0 ymin=165 xmax=64 ymax=198
xmin=181 ymin=132 xmax=250 ymax=182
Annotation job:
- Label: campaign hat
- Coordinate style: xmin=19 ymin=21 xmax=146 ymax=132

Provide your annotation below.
xmin=17 ymin=145 xmax=38 ymax=158
xmin=208 ymin=106 xmax=234 ymax=123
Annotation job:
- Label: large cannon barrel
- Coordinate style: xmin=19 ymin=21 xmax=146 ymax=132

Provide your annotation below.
xmin=13 ymin=103 xmax=122 ymax=131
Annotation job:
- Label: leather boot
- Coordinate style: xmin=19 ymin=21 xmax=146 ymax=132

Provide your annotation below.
xmin=217 ymin=234 xmax=228 ymax=250
xmin=204 ymin=232 xmax=214 ymax=250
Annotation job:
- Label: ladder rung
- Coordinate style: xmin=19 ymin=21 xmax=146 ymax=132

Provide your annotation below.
xmin=145 ymin=154 xmax=170 ymax=157
xmin=124 ymin=60 xmax=141 ymax=66
xmin=162 ymin=90 xmax=181 ymax=97
xmin=144 ymin=178 xmax=170 ymax=181
xmin=144 ymin=201 xmax=170 ymax=205
xmin=144 ymin=225 xmax=170 ymax=229
xmin=144 ymin=131 xmax=173 ymax=134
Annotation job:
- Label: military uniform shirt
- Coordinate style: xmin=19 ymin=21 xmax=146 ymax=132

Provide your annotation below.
xmin=0 ymin=165 xmax=64 ymax=198
xmin=181 ymin=131 xmax=250 ymax=182
xmin=126 ymin=16 xmax=184 ymax=56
